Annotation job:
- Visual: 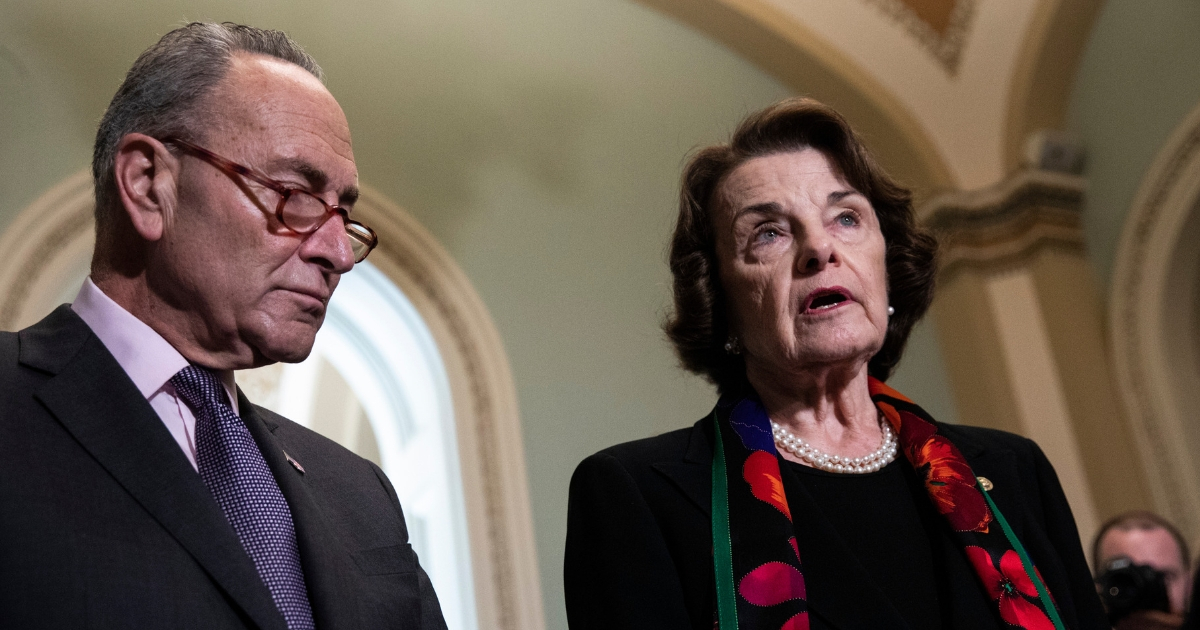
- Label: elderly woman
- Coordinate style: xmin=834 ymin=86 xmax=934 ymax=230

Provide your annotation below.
xmin=564 ymin=98 xmax=1107 ymax=630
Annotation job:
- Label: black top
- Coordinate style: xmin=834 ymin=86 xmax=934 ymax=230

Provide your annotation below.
xmin=785 ymin=458 xmax=949 ymax=630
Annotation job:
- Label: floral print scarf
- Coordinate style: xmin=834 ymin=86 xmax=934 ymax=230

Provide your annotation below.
xmin=710 ymin=377 xmax=1067 ymax=630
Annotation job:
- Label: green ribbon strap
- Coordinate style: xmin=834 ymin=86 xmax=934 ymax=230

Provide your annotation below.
xmin=980 ymin=482 xmax=1067 ymax=630
xmin=711 ymin=411 xmax=739 ymax=630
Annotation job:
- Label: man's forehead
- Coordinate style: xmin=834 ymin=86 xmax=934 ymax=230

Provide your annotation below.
xmin=1101 ymin=527 xmax=1185 ymax=566
xmin=215 ymin=55 xmax=345 ymax=129
xmin=228 ymin=52 xmax=326 ymax=90
xmin=201 ymin=53 xmax=357 ymax=187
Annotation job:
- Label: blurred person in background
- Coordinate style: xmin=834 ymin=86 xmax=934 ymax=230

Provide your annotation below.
xmin=1094 ymin=511 xmax=1191 ymax=630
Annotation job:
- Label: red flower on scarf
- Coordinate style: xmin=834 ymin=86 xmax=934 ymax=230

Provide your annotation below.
xmin=965 ymin=546 xmax=1055 ymax=630
xmin=880 ymin=401 xmax=990 ymax=533
xmin=911 ymin=432 xmax=991 ymax=532
xmin=738 ymin=561 xmax=806 ymax=606
xmin=744 ymin=450 xmax=791 ymax=520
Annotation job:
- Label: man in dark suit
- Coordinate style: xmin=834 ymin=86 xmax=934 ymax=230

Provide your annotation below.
xmin=0 ymin=22 xmax=446 ymax=630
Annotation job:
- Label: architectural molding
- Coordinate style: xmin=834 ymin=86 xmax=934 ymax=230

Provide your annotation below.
xmin=861 ymin=0 xmax=977 ymax=74
xmin=1003 ymin=0 xmax=1104 ymax=173
xmin=0 ymin=170 xmax=546 ymax=630
xmin=0 ymin=169 xmax=94 ymax=331
xmin=922 ymin=169 xmax=1085 ymax=280
xmin=1110 ymin=102 xmax=1200 ymax=537
xmin=634 ymin=0 xmax=956 ymax=195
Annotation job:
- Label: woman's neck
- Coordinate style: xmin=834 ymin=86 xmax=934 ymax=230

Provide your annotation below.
xmin=745 ymin=361 xmax=881 ymax=461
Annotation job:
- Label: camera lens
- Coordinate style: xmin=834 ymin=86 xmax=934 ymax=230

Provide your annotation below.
xmin=1096 ymin=556 xmax=1170 ymax=624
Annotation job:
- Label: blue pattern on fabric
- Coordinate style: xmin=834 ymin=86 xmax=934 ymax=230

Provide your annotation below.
xmin=728 ymin=397 xmax=775 ymax=452
xmin=172 ymin=365 xmax=315 ymax=630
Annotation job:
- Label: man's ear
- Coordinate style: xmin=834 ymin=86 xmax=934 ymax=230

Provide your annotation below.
xmin=113 ymin=133 xmax=180 ymax=242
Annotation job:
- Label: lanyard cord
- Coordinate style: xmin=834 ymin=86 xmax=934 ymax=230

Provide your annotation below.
xmin=711 ymin=411 xmax=739 ymax=630
xmin=980 ymin=482 xmax=1067 ymax=630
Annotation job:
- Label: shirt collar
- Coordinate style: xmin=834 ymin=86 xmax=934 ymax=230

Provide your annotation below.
xmin=71 ymin=277 xmax=240 ymax=413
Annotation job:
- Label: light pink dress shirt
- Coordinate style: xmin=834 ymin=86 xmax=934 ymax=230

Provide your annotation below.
xmin=71 ymin=277 xmax=239 ymax=472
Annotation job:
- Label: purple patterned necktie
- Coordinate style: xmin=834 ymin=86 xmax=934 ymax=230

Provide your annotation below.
xmin=172 ymin=365 xmax=315 ymax=630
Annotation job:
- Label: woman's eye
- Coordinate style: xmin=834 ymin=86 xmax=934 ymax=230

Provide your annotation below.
xmin=754 ymin=227 xmax=782 ymax=243
xmin=838 ymin=213 xmax=858 ymax=227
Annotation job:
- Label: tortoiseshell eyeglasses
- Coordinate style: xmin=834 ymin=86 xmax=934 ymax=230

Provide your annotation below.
xmin=162 ymin=137 xmax=378 ymax=264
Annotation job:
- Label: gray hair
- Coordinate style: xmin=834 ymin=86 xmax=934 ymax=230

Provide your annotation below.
xmin=92 ymin=22 xmax=323 ymax=235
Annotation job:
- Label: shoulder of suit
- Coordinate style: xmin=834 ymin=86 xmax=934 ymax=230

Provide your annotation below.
xmin=583 ymin=420 xmax=704 ymax=470
xmin=0 ymin=329 xmax=16 ymax=361
xmin=0 ymin=331 xmax=19 ymax=405
xmin=251 ymin=403 xmax=378 ymax=471
xmin=937 ymin=422 xmax=1039 ymax=460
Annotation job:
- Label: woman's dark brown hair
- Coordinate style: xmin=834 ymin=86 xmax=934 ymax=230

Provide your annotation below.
xmin=664 ymin=97 xmax=938 ymax=395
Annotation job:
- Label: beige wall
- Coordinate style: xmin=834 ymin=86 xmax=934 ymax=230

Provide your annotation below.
xmin=1067 ymin=0 xmax=1200 ymax=286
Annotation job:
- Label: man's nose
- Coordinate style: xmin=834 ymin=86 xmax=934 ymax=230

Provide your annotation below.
xmin=300 ymin=211 xmax=356 ymax=273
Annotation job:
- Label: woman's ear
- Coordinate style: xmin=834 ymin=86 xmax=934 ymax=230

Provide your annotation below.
xmin=112 ymin=133 xmax=180 ymax=242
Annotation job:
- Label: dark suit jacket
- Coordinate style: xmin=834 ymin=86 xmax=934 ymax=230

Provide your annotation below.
xmin=565 ymin=411 xmax=1110 ymax=630
xmin=0 ymin=306 xmax=447 ymax=630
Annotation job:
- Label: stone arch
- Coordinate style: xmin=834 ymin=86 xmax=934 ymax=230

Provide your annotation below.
xmin=1110 ymin=101 xmax=1200 ymax=537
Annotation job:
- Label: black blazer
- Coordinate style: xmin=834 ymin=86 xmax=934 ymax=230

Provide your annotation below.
xmin=565 ymin=411 xmax=1109 ymax=630
xmin=0 ymin=306 xmax=446 ymax=630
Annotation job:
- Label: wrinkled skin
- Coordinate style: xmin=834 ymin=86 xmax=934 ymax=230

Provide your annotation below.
xmin=102 ymin=52 xmax=360 ymax=369
xmin=712 ymin=148 xmax=891 ymax=461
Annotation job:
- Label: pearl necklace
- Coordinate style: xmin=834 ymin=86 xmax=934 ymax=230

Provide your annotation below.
xmin=771 ymin=417 xmax=898 ymax=474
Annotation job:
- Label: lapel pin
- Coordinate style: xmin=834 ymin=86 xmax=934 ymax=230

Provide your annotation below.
xmin=285 ymin=451 xmax=306 ymax=474
xmin=976 ymin=476 xmax=993 ymax=491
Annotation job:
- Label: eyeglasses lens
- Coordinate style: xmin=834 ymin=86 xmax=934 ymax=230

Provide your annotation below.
xmin=281 ymin=192 xmax=329 ymax=233
xmin=345 ymin=222 xmax=376 ymax=263
xmin=281 ymin=190 xmax=375 ymax=263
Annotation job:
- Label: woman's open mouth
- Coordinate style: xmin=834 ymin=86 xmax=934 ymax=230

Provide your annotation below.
xmin=801 ymin=286 xmax=853 ymax=314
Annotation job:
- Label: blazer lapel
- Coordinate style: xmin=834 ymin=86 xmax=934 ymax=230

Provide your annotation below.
xmin=651 ymin=419 xmax=714 ymax=517
xmin=239 ymin=395 xmax=359 ymax=629
xmin=25 ymin=307 xmax=286 ymax=630
xmin=949 ymin=428 xmax=1027 ymax=541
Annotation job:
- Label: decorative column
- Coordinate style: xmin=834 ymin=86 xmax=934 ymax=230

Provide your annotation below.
xmin=921 ymin=169 xmax=1152 ymax=549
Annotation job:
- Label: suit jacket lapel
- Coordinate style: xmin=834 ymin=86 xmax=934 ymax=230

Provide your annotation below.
xmin=24 ymin=307 xmax=286 ymax=630
xmin=239 ymin=395 xmax=359 ymax=629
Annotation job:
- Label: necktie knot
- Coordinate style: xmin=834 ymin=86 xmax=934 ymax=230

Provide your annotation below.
xmin=171 ymin=364 xmax=231 ymax=414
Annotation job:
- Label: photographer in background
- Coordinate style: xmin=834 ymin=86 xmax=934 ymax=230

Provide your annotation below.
xmin=1094 ymin=511 xmax=1192 ymax=629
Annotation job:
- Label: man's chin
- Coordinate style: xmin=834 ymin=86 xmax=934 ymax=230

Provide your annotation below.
xmin=249 ymin=329 xmax=319 ymax=365
xmin=261 ymin=345 xmax=315 ymax=365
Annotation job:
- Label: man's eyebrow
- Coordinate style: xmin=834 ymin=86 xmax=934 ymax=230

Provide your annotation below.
xmin=276 ymin=158 xmax=359 ymax=206
xmin=278 ymin=159 xmax=328 ymax=189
